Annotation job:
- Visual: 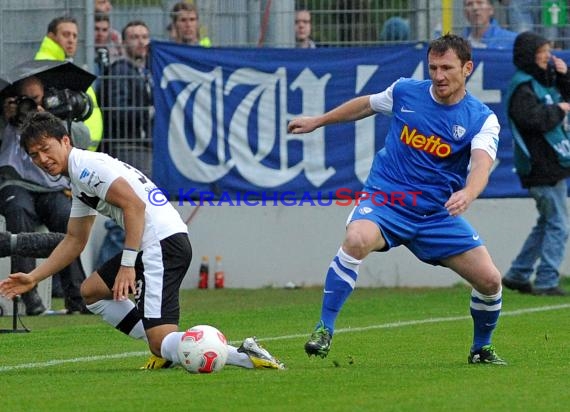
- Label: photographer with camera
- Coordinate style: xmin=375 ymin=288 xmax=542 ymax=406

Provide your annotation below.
xmin=0 ymin=76 xmax=90 ymax=314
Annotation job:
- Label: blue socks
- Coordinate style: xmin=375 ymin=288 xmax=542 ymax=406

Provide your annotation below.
xmin=319 ymin=248 xmax=362 ymax=334
xmin=470 ymin=288 xmax=502 ymax=351
xmin=316 ymin=248 xmax=502 ymax=352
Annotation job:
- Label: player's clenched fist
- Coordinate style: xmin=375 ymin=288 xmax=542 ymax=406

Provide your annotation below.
xmin=288 ymin=116 xmax=319 ymax=134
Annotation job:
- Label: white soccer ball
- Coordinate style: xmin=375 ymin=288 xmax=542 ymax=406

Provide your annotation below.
xmin=178 ymin=324 xmax=228 ymax=373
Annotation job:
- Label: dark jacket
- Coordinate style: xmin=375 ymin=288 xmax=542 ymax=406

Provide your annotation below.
xmin=100 ymin=57 xmax=153 ymax=150
xmin=509 ymin=31 xmax=570 ymax=187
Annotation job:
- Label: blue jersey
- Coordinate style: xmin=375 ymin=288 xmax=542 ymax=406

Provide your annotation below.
xmin=364 ymin=78 xmax=499 ymax=215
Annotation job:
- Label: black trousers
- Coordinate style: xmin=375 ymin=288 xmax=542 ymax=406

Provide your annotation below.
xmin=0 ymin=185 xmax=86 ymax=311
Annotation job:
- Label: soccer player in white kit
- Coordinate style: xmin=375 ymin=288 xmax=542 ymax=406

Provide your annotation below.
xmin=288 ymin=34 xmax=506 ymax=365
xmin=0 ymin=111 xmax=284 ymax=370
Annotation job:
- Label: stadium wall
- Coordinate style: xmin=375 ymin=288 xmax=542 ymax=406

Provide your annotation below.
xmin=2 ymin=199 xmax=569 ymax=294
xmin=77 ymin=199 xmax=570 ymax=289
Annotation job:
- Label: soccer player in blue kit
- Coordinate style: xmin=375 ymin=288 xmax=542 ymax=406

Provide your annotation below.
xmin=0 ymin=111 xmax=284 ymax=371
xmin=288 ymin=34 xmax=505 ymax=365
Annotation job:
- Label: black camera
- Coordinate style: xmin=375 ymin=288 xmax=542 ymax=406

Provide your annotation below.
xmin=43 ymin=87 xmax=93 ymax=122
xmin=9 ymin=95 xmax=38 ymax=127
xmin=9 ymin=87 xmax=93 ymax=128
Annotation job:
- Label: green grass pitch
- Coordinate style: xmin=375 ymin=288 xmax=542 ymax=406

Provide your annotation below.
xmin=1 ymin=281 xmax=570 ymax=411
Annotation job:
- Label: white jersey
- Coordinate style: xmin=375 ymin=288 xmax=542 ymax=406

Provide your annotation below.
xmin=68 ymin=148 xmax=187 ymax=249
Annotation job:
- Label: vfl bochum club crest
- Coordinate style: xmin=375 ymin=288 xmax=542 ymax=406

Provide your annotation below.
xmin=452 ymin=125 xmax=466 ymax=141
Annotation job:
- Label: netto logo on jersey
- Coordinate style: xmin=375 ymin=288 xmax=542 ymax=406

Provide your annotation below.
xmin=399 ymin=125 xmax=452 ymax=158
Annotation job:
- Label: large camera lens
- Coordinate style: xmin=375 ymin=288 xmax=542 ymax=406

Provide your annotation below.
xmin=66 ymin=90 xmax=93 ymax=121
xmin=43 ymin=88 xmax=93 ymax=122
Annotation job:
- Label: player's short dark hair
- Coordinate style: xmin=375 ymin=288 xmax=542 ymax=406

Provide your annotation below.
xmin=20 ymin=111 xmax=68 ymax=153
xmin=47 ymin=15 xmax=78 ymax=35
xmin=428 ymin=33 xmax=472 ymax=66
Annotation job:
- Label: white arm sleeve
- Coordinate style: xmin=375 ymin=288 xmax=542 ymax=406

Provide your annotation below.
xmin=369 ymin=79 xmax=400 ymax=115
xmin=471 ymin=113 xmax=500 ymax=160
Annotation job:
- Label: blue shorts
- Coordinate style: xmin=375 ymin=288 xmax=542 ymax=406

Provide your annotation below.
xmin=348 ymin=196 xmax=483 ymax=265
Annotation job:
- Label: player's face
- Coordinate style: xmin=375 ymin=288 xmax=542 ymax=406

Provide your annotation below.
xmin=175 ymin=10 xmax=199 ymax=44
xmin=50 ymin=22 xmax=78 ymax=57
xmin=26 ymin=135 xmax=72 ymax=176
xmin=535 ymin=43 xmax=552 ymax=70
xmin=428 ymin=49 xmax=472 ymax=105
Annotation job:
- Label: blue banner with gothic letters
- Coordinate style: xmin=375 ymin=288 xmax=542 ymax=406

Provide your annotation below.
xmin=150 ymin=40 xmax=570 ymax=199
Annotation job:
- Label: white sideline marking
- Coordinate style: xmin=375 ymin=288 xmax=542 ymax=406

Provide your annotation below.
xmin=0 ymin=351 xmax=148 ymax=372
xmin=259 ymin=303 xmax=570 ymax=342
xmin=1 ymin=303 xmax=569 ymax=372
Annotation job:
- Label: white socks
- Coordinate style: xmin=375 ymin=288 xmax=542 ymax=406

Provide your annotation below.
xmin=160 ymin=332 xmax=253 ymax=368
xmin=160 ymin=331 xmax=183 ymax=363
xmin=226 ymin=345 xmax=253 ymax=368
xmin=86 ymin=299 xmax=147 ymax=341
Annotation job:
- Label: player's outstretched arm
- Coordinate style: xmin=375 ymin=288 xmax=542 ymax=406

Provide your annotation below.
xmin=288 ymin=95 xmax=374 ymax=135
xmin=0 ymin=273 xmax=36 ymax=299
xmin=0 ymin=215 xmax=94 ymax=299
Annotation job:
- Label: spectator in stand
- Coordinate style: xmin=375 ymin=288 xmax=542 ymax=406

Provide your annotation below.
xmin=463 ymin=0 xmax=517 ymax=49
xmin=94 ymin=13 xmax=121 ymax=97
xmin=94 ymin=1 xmax=122 ymax=60
xmin=489 ymin=1 xmax=569 ymax=48
xmin=165 ymin=22 xmax=176 ymax=42
xmin=170 ymin=1 xmax=211 ymax=47
xmin=497 ymin=0 xmax=569 ymax=49
xmin=0 ymin=77 xmax=89 ymax=314
xmin=94 ymin=13 xmax=122 ymax=65
xmin=379 ymin=16 xmax=411 ymax=42
xmin=497 ymin=0 xmax=539 ymax=33
xmin=295 ymin=9 xmax=317 ymax=48
xmin=101 ymin=20 xmax=153 ymax=177
xmin=98 ymin=20 xmax=153 ymax=266
xmin=35 ymin=15 xmax=104 ymax=151
xmin=95 ymin=0 xmax=122 ymax=53
xmin=95 ymin=15 xmax=111 ymax=72
xmin=95 ymin=0 xmax=112 ymax=14
xmin=502 ymin=31 xmax=570 ymax=296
